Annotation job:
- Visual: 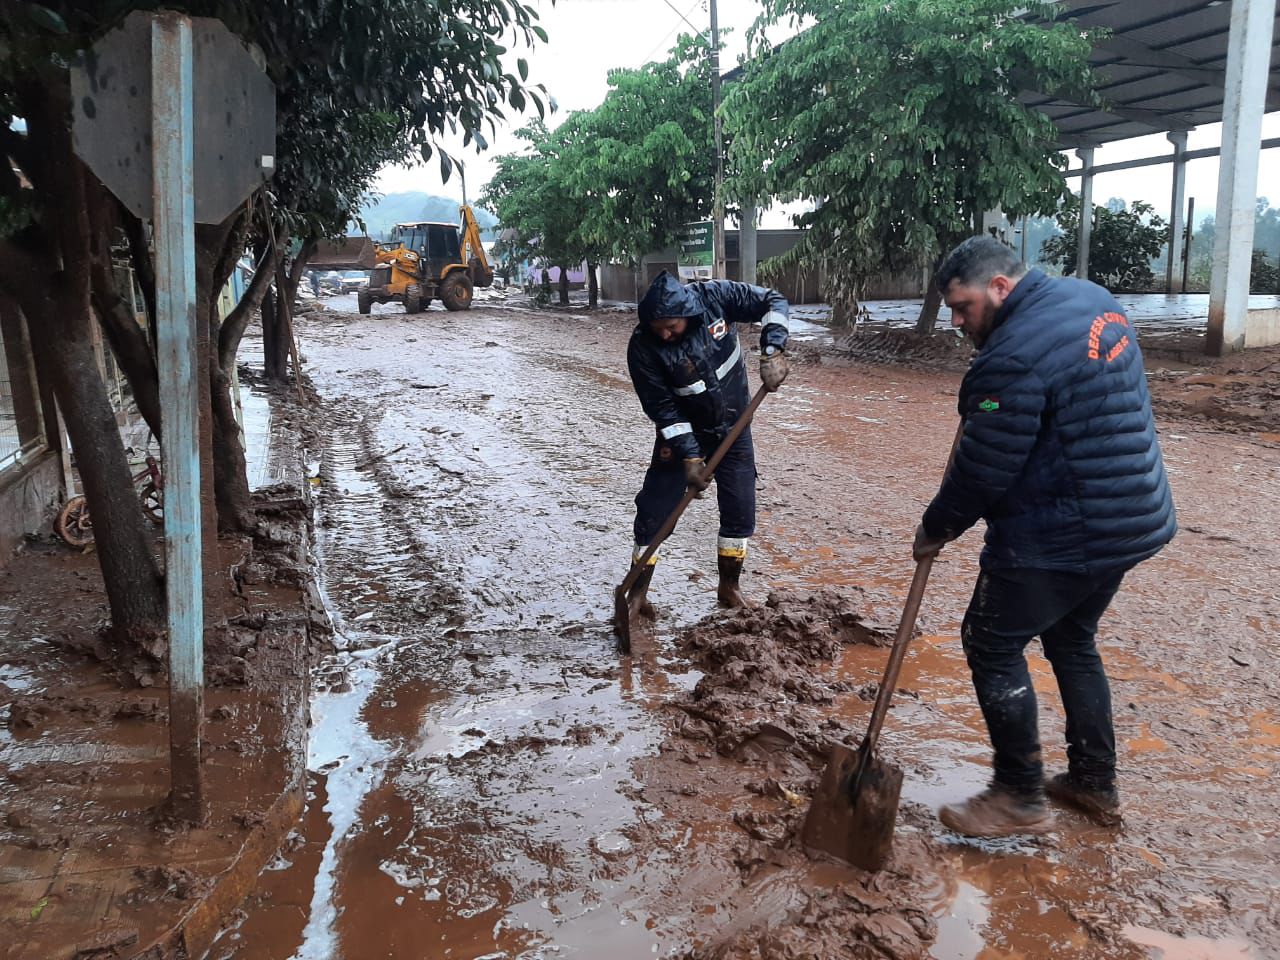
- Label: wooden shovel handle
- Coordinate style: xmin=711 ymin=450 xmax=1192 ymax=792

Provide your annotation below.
xmin=859 ymin=419 xmax=966 ymax=755
xmin=619 ymin=385 xmax=770 ymax=595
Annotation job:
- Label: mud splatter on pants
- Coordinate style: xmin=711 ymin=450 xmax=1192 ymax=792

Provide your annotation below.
xmin=633 ymin=427 xmax=756 ymax=546
xmin=960 ymin=567 xmax=1126 ymax=795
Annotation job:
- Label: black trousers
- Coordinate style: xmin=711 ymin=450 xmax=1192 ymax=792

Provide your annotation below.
xmin=633 ymin=427 xmax=756 ymax=545
xmin=960 ymin=567 xmax=1125 ymax=794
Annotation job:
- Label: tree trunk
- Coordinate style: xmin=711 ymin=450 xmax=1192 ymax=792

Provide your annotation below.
xmin=587 ymin=262 xmax=598 ymax=308
xmin=85 ymin=183 xmax=163 ymax=440
xmin=264 ymin=286 xmax=289 ymax=382
xmin=914 ymin=254 xmax=945 ymax=336
xmin=558 ymin=265 xmax=569 ymax=306
xmin=261 ymin=282 xmax=279 ymax=376
xmin=196 ymin=221 xmax=254 ymax=535
xmin=2 ymin=77 xmax=165 ymax=646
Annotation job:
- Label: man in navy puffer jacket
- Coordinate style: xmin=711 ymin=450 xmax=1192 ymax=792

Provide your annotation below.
xmin=626 ymin=270 xmax=790 ymax=615
xmin=914 ymin=237 xmax=1176 ymax=837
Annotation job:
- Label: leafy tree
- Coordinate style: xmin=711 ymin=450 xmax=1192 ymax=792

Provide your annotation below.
xmin=486 ymin=34 xmax=716 ymax=308
xmin=481 ymin=120 xmax=591 ymax=306
xmin=1251 ymin=249 xmax=1280 ymax=294
xmin=722 ymin=0 xmax=1098 ymax=331
xmin=1042 ymin=195 xmax=1168 ymax=290
xmin=0 ymin=1 xmax=546 ymax=645
xmin=560 ymin=33 xmax=715 ymax=266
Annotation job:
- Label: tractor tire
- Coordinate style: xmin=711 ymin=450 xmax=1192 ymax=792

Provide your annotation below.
xmin=357 ymin=289 xmax=372 ymax=315
xmin=441 ymin=273 xmax=474 ymax=311
xmin=404 ymin=283 xmax=424 ymax=314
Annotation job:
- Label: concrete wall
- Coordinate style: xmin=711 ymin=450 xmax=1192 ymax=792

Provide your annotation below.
xmin=0 ymin=450 xmax=61 ymax=559
xmin=1245 ymin=307 xmax=1280 ymax=347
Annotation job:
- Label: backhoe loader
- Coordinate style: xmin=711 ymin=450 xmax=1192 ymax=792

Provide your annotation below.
xmin=359 ymin=205 xmax=494 ymax=314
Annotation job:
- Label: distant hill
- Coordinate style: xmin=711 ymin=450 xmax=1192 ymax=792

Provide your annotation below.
xmin=353 ymin=192 xmax=499 ymax=241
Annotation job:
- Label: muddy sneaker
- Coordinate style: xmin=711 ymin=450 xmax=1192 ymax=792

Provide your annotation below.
xmin=1045 ymin=772 xmax=1122 ymax=827
xmin=939 ymin=784 xmax=1054 ymax=838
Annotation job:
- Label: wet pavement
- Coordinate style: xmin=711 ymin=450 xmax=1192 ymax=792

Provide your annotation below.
xmin=213 ymin=300 xmax=1280 ymax=959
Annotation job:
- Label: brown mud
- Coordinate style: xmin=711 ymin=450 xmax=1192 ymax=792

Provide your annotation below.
xmin=0 ymin=383 xmax=325 ymax=958
xmin=214 ymin=301 xmax=1278 ymax=959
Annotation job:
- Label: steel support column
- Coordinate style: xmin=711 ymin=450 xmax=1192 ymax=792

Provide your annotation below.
xmin=1166 ymin=131 xmax=1190 ymax=294
xmin=1075 ymin=147 xmax=1095 ymax=280
xmin=1206 ymin=0 xmax=1273 ymax=354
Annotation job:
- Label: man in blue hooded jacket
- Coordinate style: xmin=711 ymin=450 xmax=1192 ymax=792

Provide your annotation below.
xmin=626 ymin=270 xmax=790 ymax=614
xmin=915 ymin=236 xmax=1176 ymax=838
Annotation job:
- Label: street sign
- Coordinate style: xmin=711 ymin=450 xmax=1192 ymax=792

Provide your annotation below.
xmin=70 ymin=12 xmax=275 ymax=224
xmin=677 ymin=220 xmax=713 ymax=280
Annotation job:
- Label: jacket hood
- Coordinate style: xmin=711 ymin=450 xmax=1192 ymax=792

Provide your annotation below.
xmin=638 ymin=270 xmax=703 ymax=327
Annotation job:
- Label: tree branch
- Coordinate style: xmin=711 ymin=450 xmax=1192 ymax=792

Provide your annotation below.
xmin=118 ymin=203 xmax=157 ymax=347
xmin=217 ymin=234 xmax=282 ymax=371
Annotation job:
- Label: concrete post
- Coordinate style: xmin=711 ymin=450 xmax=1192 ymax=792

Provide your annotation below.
xmin=1166 ymin=131 xmax=1190 ymax=294
xmin=1076 ymin=147 xmax=1095 ymax=281
xmin=740 ymin=201 xmax=758 ymax=286
xmin=152 ymin=12 xmax=204 ymax=821
xmin=1206 ymin=0 xmax=1273 ymax=354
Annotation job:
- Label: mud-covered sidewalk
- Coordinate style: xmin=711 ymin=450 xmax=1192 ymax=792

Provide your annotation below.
xmin=0 ymin=383 xmax=327 ymax=960
xmin=218 ymin=299 xmax=1279 ymax=959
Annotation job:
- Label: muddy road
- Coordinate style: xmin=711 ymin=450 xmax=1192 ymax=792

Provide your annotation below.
xmin=213 ymin=299 xmax=1280 ymax=959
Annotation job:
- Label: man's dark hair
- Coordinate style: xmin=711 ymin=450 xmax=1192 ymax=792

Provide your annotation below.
xmin=936 ymin=236 xmax=1027 ymax=291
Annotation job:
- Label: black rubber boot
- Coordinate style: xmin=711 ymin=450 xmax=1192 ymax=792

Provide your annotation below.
xmin=716 ymin=554 xmax=746 ymax=608
xmin=628 ymin=563 xmax=657 ymax=620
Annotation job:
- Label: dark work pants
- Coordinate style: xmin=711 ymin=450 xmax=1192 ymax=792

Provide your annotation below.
xmin=633 ymin=427 xmax=756 ymax=545
xmin=960 ymin=567 xmax=1125 ymax=795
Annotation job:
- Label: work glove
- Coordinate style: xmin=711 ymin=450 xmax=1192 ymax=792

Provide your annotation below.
xmin=912 ymin=523 xmax=950 ymax=563
xmin=760 ymin=350 xmax=790 ymax=392
xmin=683 ymin=458 xmax=710 ymax=498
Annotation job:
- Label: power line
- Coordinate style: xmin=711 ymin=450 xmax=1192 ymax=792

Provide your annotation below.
xmin=644 ymin=0 xmax=705 ymax=62
xmin=659 ymin=0 xmax=706 ymax=40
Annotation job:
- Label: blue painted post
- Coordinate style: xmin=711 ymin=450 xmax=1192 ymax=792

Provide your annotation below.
xmin=152 ymin=12 xmax=204 ymax=821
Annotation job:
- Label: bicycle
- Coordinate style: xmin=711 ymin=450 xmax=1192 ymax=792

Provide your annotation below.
xmin=55 ymin=453 xmax=165 ymax=547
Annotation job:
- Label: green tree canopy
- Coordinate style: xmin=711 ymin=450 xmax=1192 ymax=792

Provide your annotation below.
xmin=1043 ymin=195 xmax=1167 ymax=290
xmin=485 ymin=32 xmax=716 ymax=283
xmin=722 ymin=0 xmax=1098 ymax=327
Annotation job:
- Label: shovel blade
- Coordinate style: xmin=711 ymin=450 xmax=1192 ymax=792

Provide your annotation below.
xmin=801 ymin=742 xmax=903 ymax=872
xmin=613 ymin=585 xmax=633 ymax=654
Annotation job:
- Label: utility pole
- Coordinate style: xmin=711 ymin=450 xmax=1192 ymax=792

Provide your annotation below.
xmin=710 ymin=0 xmax=726 ymax=280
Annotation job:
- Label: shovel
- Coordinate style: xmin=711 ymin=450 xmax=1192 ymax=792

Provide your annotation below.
xmin=613 ymin=385 xmax=769 ymax=654
xmin=800 ymin=421 xmax=963 ymax=870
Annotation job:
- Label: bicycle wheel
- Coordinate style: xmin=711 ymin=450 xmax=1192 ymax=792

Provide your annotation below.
xmin=139 ymin=480 xmax=164 ymax=525
xmin=55 ymin=496 xmax=94 ymax=547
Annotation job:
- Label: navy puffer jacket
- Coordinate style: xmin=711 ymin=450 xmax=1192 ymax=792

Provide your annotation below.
xmin=922 ymin=269 xmax=1176 ymax=576
xmin=627 ymin=271 xmax=789 ymax=459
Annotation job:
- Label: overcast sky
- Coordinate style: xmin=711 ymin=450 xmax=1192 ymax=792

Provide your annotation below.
xmin=376 ymin=0 xmax=1280 ymax=228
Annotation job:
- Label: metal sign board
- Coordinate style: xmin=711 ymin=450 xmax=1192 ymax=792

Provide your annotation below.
xmin=71 ymin=12 xmax=275 ymax=224
xmin=677 ymin=220 xmax=713 ymax=280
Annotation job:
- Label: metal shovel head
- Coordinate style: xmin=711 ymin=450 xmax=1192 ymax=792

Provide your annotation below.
xmin=613 ymin=584 xmax=633 ymax=654
xmin=801 ymin=740 xmax=903 ymax=872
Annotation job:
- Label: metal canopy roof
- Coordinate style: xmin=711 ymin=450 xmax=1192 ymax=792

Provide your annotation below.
xmin=1028 ymin=0 xmax=1280 ymax=147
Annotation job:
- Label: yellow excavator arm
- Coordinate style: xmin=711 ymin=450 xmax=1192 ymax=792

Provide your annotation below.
xmin=459 ymin=205 xmax=493 ymax=287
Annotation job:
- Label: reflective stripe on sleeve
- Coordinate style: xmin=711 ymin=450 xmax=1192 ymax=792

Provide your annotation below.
xmin=673 ymin=380 xmax=707 ymax=396
xmin=660 ymin=422 xmax=693 ymax=439
xmin=763 ymin=310 xmax=789 ymax=331
xmin=714 ymin=341 xmax=743 ymax=381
